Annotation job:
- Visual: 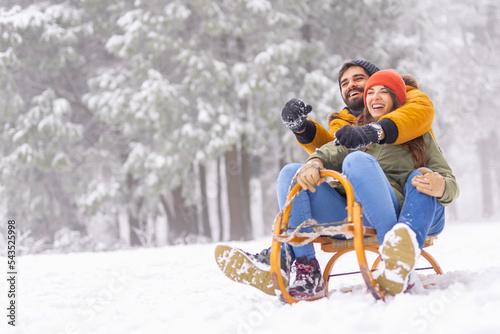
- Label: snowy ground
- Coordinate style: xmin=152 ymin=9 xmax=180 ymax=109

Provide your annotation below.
xmin=2 ymin=221 xmax=500 ymax=334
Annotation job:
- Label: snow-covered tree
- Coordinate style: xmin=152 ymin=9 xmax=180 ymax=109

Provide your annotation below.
xmin=410 ymin=0 xmax=500 ymax=219
xmin=0 ymin=0 xmax=497 ymax=251
xmin=0 ymin=2 xmax=90 ymax=239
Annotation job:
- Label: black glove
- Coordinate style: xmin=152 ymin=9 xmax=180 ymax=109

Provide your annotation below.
xmin=334 ymin=124 xmax=379 ymax=149
xmin=281 ymin=98 xmax=312 ymax=133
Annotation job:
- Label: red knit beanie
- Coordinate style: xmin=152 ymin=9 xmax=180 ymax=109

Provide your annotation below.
xmin=363 ymin=69 xmax=406 ymax=106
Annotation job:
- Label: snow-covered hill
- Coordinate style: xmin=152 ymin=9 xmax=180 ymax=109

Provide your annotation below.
xmin=2 ymin=221 xmax=500 ymax=334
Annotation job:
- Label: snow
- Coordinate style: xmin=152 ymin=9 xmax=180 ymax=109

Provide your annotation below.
xmin=246 ymin=0 xmax=272 ymax=14
xmin=2 ymin=221 xmax=500 ymax=334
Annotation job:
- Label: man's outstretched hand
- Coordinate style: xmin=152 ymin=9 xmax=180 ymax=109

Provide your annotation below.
xmin=281 ymin=98 xmax=312 ymax=133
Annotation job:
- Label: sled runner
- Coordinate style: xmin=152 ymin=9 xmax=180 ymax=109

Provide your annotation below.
xmin=270 ymin=169 xmax=443 ymax=304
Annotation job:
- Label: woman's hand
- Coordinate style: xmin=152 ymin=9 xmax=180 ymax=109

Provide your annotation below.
xmin=297 ymin=159 xmax=326 ymax=193
xmin=411 ymin=168 xmax=445 ymax=198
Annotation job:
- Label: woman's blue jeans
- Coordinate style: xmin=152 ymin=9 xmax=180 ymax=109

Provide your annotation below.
xmin=275 ymin=152 xmax=445 ymax=262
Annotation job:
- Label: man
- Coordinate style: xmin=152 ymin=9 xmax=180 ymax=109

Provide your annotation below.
xmin=281 ymin=60 xmax=435 ymax=154
xmin=215 ymin=60 xmax=436 ymax=299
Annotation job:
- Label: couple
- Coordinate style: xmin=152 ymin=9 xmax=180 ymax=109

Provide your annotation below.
xmin=215 ymin=61 xmax=459 ymax=300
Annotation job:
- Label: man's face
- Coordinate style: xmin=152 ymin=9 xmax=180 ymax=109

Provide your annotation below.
xmin=339 ymin=66 xmax=370 ymax=111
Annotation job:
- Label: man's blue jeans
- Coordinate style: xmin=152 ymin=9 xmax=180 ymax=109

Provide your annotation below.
xmin=275 ymin=152 xmax=445 ymax=262
xmin=276 ymin=163 xmax=348 ymax=261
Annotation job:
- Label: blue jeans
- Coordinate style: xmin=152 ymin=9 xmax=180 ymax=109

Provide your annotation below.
xmin=275 ymin=163 xmax=347 ymax=261
xmin=344 ymin=152 xmax=445 ymax=249
xmin=275 ymin=152 xmax=445 ymax=261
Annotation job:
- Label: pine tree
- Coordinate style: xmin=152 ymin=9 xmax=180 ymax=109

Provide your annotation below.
xmin=0 ymin=2 xmax=91 ymax=240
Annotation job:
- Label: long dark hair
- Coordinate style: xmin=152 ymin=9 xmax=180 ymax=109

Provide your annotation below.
xmin=355 ymin=87 xmax=427 ymax=168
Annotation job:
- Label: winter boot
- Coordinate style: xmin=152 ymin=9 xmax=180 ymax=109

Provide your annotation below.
xmin=375 ymin=223 xmax=421 ymax=295
xmin=215 ymin=244 xmax=289 ymax=296
xmin=287 ymin=256 xmax=325 ymax=300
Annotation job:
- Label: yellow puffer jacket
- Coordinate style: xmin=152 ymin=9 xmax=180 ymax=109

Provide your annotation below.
xmin=295 ymin=86 xmax=435 ymax=155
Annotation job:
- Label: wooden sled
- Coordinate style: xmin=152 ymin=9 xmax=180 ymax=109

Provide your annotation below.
xmin=269 ymin=169 xmax=443 ymax=304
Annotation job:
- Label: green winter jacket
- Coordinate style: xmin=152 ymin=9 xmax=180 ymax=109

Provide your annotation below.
xmin=308 ymin=132 xmax=459 ymax=209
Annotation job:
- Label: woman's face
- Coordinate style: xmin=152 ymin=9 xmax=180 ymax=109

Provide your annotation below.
xmin=365 ymin=85 xmax=394 ymax=118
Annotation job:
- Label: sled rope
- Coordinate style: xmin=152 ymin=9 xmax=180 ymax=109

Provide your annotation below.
xmin=273 ymin=218 xmax=352 ymax=246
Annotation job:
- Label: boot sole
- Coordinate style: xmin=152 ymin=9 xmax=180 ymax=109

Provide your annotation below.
xmin=215 ymin=244 xmax=288 ymax=296
xmin=375 ymin=224 xmax=420 ymax=295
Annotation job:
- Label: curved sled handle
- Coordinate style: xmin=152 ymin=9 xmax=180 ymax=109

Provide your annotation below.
xmin=270 ymin=169 xmax=359 ymax=304
xmin=276 ymin=170 xmax=355 ymax=234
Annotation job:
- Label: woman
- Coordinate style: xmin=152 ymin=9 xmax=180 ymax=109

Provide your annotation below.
xmin=296 ymin=69 xmax=459 ymax=296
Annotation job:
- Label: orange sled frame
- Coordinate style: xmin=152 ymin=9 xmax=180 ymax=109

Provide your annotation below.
xmin=270 ymin=169 xmax=443 ymax=304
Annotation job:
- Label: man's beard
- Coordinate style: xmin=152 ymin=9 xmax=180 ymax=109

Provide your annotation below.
xmin=344 ymin=89 xmax=365 ymax=111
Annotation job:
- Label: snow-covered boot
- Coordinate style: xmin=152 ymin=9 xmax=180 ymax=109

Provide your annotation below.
xmin=215 ymin=244 xmax=289 ymax=296
xmin=287 ymin=256 xmax=325 ymax=300
xmin=375 ymin=223 xmax=421 ymax=295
